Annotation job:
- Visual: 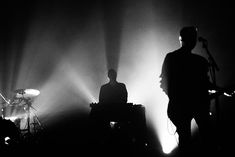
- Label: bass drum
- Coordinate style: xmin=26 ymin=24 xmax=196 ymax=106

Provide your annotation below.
xmin=0 ymin=117 xmax=21 ymax=147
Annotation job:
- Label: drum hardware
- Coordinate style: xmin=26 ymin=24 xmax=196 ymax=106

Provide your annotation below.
xmin=1 ymin=89 xmax=43 ymax=140
xmin=12 ymin=89 xmax=41 ymax=136
xmin=0 ymin=92 xmax=11 ymax=119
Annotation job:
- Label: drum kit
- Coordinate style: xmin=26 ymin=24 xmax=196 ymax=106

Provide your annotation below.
xmin=1 ymin=89 xmax=42 ymax=136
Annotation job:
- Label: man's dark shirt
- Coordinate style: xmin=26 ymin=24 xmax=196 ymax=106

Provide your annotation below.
xmin=99 ymin=82 xmax=127 ymax=105
xmin=160 ymin=48 xmax=211 ymax=118
xmin=93 ymin=82 xmax=128 ymax=121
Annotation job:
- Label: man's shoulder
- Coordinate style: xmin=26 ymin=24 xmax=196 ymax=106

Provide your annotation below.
xmin=101 ymin=83 xmax=109 ymax=88
xmin=101 ymin=82 xmax=126 ymax=88
xmin=167 ymin=49 xmax=207 ymax=60
xmin=166 ymin=49 xmax=181 ymax=56
xmin=191 ymin=53 xmax=208 ymax=64
xmin=117 ymin=82 xmax=126 ymax=87
xmin=164 ymin=49 xmax=180 ymax=61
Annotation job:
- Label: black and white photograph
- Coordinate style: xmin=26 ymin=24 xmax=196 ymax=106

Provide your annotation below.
xmin=0 ymin=0 xmax=234 ymax=156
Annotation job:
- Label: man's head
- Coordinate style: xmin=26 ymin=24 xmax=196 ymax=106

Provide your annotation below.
xmin=179 ymin=26 xmax=198 ymax=50
xmin=108 ymin=69 xmax=117 ymax=82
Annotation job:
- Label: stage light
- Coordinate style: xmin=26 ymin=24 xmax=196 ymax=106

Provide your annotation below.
xmin=110 ymin=121 xmax=118 ymax=129
xmin=5 ymin=137 xmax=10 ymax=145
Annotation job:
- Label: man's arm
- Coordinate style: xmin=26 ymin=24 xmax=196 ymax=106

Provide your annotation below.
xmin=120 ymin=83 xmax=128 ymax=103
xmin=160 ymin=54 xmax=170 ymax=95
xmin=99 ymin=86 xmax=104 ymax=103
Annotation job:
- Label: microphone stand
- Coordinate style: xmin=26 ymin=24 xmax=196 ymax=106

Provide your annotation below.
xmin=201 ymin=40 xmax=221 ymax=147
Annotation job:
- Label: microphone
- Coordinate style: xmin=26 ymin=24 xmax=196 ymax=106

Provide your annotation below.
xmin=198 ymin=36 xmax=207 ymax=42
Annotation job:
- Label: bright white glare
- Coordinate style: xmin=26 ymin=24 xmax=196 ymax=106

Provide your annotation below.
xmin=4 ymin=116 xmax=19 ymax=122
xmin=14 ymin=12 xmax=106 ymax=125
xmin=33 ymin=61 xmax=97 ymax=120
xmin=208 ymin=89 xmax=217 ymax=94
xmin=191 ymin=118 xmax=198 ymax=134
xmin=119 ymin=22 xmax=178 ymax=154
xmin=224 ymin=92 xmax=232 ymax=97
xmin=162 ymin=133 xmax=178 ymax=154
xmin=117 ymin=1 xmax=185 ymax=153
xmin=5 ymin=137 xmax=10 ymax=145
xmin=58 ymin=60 xmax=97 ymax=103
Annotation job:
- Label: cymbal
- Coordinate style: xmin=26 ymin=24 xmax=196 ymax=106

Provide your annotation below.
xmin=14 ymin=89 xmax=40 ymax=98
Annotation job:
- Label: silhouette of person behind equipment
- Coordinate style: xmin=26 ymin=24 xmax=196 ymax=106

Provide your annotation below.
xmin=99 ymin=68 xmax=127 ymax=104
xmin=160 ymin=26 xmax=217 ymax=157
xmin=89 ymin=69 xmax=129 ymax=146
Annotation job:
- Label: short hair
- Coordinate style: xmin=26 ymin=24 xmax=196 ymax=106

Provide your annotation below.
xmin=179 ymin=26 xmax=197 ymax=41
xmin=108 ymin=69 xmax=117 ymax=79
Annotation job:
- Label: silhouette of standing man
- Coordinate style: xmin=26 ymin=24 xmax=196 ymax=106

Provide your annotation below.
xmin=160 ymin=26 xmax=216 ymax=156
xmin=99 ymin=69 xmax=127 ymax=104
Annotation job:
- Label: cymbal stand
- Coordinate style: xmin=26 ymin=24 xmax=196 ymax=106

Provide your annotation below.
xmin=22 ymin=98 xmax=44 ymax=141
xmin=19 ymin=98 xmax=35 ymax=145
xmin=0 ymin=92 xmax=10 ymax=119
xmin=23 ymin=98 xmax=32 ymax=136
xmin=31 ymin=106 xmax=44 ymax=133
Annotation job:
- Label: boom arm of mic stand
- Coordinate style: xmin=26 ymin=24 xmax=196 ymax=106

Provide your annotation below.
xmin=202 ymin=41 xmax=219 ymax=71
